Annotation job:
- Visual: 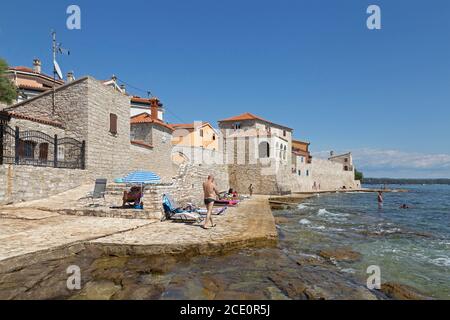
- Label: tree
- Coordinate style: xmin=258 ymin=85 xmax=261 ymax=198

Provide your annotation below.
xmin=355 ymin=169 xmax=364 ymax=181
xmin=0 ymin=58 xmax=17 ymax=105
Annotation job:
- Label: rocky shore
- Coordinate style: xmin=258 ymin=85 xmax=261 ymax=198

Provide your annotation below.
xmin=0 ymin=192 xmax=433 ymax=300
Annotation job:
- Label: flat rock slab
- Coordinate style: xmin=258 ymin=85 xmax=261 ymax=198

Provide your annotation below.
xmin=0 ymin=196 xmax=277 ymax=271
xmin=91 ymin=196 xmax=278 ymax=256
xmin=0 ymin=214 xmax=154 ymax=263
xmin=0 ymin=208 xmax=60 ymax=220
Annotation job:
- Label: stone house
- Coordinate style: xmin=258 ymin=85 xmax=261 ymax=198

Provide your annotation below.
xmin=101 ymin=75 xmax=165 ymax=120
xmin=3 ymin=76 xmax=177 ymax=182
xmin=130 ymin=98 xmax=177 ymax=179
xmin=329 ymin=152 xmax=354 ymax=172
xmin=130 ymin=96 xmax=164 ymax=120
xmin=1 ymin=59 xmax=65 ymax=110
xmin=218 ymin=112 xmax=293 ymax=195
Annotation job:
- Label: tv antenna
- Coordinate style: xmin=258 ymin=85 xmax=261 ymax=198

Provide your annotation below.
xmin=51 ymin=30 xmax=70 ymax=109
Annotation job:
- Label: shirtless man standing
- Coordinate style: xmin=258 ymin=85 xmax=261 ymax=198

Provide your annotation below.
xmin=202 ymin=175 xmax=220 ymax=229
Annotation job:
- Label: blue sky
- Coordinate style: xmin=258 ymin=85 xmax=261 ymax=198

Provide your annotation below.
xmin=1 ymin=0 xmax=449 ymax=178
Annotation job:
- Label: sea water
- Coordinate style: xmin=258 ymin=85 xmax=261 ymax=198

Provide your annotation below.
xmin=162 ymin=184 xmax=449 ymax=299
xmin=284 ymin=184 xmax=450 ymax=298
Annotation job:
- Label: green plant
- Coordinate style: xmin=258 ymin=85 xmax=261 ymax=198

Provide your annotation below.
xmin=355 ymin=169 xmax=364 ymax=181
xmin=0 ymin=58 xmax=17 ymax=105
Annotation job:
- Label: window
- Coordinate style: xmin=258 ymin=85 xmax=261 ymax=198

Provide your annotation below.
xmin=301 ymin=156 xmax=304 ymax=163
xmin=57 ymin=145 xmax=65 ymax=160
xmin=39 ymin=143 xmax=49 ymax=161
xmin=344 ymin=158 xmax=348 ymax=163
xmin=200 ymin=129 xmax=204 ymax=137
xmin=283 ymin=130 xmax=286 ymax=137
xmin=306 ymin=170 xmax=310 ymax=176
xmin=109 ymin=113 xmax=118 ymax=134
xmin=212 ymin=134 xmax=216 ymax=141
xmin=258 ymin=141 xmax=270 ymax=158
xmin=344 ymin=166 xmax=349 ymax=171
xmin=234 ymin=123 xmax=241 ymax=130
xmin=298 ymin=170 xmax=301 ymax=176
xmin=18 ymin=140 xmax=36 ymax=159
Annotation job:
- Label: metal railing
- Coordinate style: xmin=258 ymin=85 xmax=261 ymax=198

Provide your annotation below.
xmin=0 ymin=124 xmax=85 ymax=169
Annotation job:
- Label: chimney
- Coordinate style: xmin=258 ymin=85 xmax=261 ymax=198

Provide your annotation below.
xmin=330 ymin=151 xmax=335 ymax=157
xmin=111 ymin=75 xmax=117 ymax=83
xmin=120 ymin=84 xmax=126 ymax=94
xmin=67 ymin=71 xmax=75 ymax=83
xmin=150 ymin=97 xmax=159 ymax=120
xmin=33 ymin=59 xmax=41 ymax=73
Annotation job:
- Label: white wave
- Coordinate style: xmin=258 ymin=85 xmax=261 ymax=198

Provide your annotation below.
xmin=299 ymin=219 xmax=311 ymax=225
xmin=297 ymin=203 xmax=309 ymax=210
xmin=328 ymin=227 xmax=345 ymax=232
xmin=317 ymin=208 xmax=350 ymax=218
xmin=340 ymin=268 xmax=356 ymax=274
xmin=310 ymin=225 xmax=326 ymax=230
xmin=430 ymin=257 xmax=450 ymax=267
xmin=345 ymin=191 xmax=372 ymax=194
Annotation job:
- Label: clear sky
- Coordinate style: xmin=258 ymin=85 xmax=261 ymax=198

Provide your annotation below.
xmin=1 ymin=0 xmax=449 ymax=178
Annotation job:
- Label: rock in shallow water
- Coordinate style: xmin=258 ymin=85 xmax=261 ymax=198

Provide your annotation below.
xmin=70 ymin=280 xmax=122 ymax=300
xmin=380 ymin=282 xmax=433 ymax=300
xmin=318 ymin=248 xmax=362 ymax=262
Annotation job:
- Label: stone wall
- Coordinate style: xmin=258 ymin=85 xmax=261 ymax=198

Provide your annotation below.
xmin=84 ymin=78 xmax=131 ymax=179
xmin=130 ymin=122 xmax=177 ymax=182
xmin=4 ymin=77 xmax=178 ymax=184
xmin=8 ymin=118 xmax=66 ymax=137
xmin=0 ymin=165 xmax=88 ymax=205
xmin=4 ymin=78 xmax=89 ymax=141
xmin=290 ymin=158 xmax=357 ymax=192
xmin=127 ymin=144 xmax=177 ymax=183
xmin=228 ymin=161 xmax=292 ymax=195
xmin=224 ymin=136 xmax=292 ymax=195
xmin=104 ymin=162 xmax=229 ymax=218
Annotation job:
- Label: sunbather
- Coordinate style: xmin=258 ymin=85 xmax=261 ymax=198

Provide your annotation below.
xmin=122 ymin=186 xmax=142 ymax=207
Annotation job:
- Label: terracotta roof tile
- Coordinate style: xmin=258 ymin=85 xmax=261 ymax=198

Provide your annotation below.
xmin=218 ymin=112 xmax=292 ymax=131
xmin=8 ymin=111 xmax=64 ymax=128
xmin=8 ymin=66 xmax=65 ymax=84
xmin=131 ymin=140 xmax=154 ymax=149
xmin=131 ymin=96 xmax=151 ymax=104
xmin=130 ymin=113 xmax=174 ymax=131
xmin=17 ymin=84 xmax=49 ymax=92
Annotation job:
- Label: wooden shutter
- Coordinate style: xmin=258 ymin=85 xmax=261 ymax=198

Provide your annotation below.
xmin=39 ymin=143 xmax=49 ymax=161
xmin=110 ymin=114 xmax=118 ymax=134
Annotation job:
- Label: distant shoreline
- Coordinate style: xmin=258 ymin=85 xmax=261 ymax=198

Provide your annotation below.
xmin=363 ymin=178 xmax=450 ymax=185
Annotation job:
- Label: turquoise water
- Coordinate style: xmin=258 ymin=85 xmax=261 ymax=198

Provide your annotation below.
xmin=162 ymin=185 xmax=449 ymax=299
xmin=285 ymin=184 xmax=450 ymax=298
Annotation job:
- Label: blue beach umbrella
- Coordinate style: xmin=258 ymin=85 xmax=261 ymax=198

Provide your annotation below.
xmin=122 ymin=171 xmax=161 ymax=184
xmin=121 ymin=171 xmax=161 ymax=206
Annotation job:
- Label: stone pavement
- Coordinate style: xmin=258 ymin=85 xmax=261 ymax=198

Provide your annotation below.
xmin=0 ymin=211 xmax=154 ymax=265
xmin=0 ymin=191 xmax=277 ymax=271
xmin=91 ymin=195 xmax=278 ymax=256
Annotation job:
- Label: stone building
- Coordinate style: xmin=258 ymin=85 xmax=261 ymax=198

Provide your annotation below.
xmin=329 ymin=152 xmax=354 ymax=172
xmin=102 ymin=75 xmax=164 ymax=120
xmin=130 ymin=98 xmax=177 ymax=179
xmin=1 ymin=59 xmax=65 ymax=110
xmin=218 ymin=112 xmax=293 ymax=195
xmin=3 ymin=76 xmax=177 ymax=182
xmin=130 ymin=96 xmax=164 ymax=120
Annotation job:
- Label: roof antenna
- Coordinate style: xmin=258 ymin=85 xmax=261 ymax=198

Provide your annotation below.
xmin=51 ymin=30 xmax=70 ymax=110
xmin=147 ymin=91 xmax=153 ymax=98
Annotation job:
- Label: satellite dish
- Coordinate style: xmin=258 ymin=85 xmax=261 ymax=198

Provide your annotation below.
xmin=53 ymin=60 xmax=63 ymax=80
